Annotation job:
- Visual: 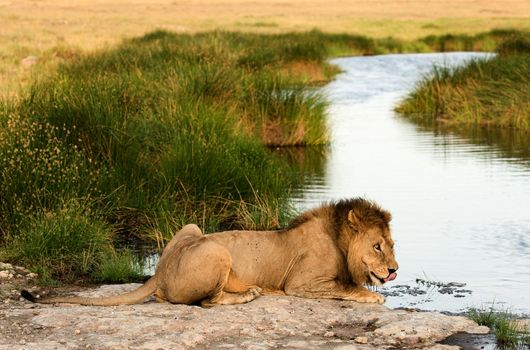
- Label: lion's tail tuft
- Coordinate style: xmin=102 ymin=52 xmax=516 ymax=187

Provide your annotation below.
xmin=20 ymin=290 xmax=36 ymax=302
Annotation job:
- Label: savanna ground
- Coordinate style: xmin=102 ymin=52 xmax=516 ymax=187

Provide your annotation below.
xmin=2 ymin=0 xmax=530 ymax=95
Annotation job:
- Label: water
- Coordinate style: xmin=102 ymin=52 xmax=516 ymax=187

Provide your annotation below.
xmin=290 ymin=53 xmax=530 ymax=314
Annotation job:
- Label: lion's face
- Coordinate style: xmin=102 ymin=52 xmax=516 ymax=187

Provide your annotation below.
xmin=346 ymin=210 xmax=399 ymax=286
xmin=359 ymin=227 xmax=398 ymax=286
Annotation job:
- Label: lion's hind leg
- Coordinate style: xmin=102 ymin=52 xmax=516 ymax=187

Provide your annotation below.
xmin=200 ymin=288 xmax=261 ymax=308
xmin=201 ymin=270 xmax=262 ymax=307
xmin=162 ymin=240 xmax=260 ymax=306
xmin=200 ymin=264 xmax=262 ymax=307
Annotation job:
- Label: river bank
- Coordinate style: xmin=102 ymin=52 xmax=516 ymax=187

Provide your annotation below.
xmin=0 ymin=273 xmax=490 ymax=350
xmin=397 ymin=33 xmax=530 ymax=130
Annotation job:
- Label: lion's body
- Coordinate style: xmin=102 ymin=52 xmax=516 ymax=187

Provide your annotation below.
xmin=24 ymin=198 xmax=398 ymax=306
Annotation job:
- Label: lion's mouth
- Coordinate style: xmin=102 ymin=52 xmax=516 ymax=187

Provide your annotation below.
xmin=371 ymin=272 xmax=397 ymax=284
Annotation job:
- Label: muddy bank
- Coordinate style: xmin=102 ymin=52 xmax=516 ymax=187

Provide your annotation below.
xmin=0 ymin=281 xmax=490 ymax=350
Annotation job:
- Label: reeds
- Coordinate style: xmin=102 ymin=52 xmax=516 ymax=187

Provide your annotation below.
xmin=397 ymin=32 xmax=530 ymax=130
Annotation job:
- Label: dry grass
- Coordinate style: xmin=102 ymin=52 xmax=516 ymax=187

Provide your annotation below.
xmin=1 ymin=0 xmax=529 ymax=95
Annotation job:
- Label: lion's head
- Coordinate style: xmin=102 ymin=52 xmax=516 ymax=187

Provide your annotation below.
xmin=335 ymin=199 xmax=399 ymax=286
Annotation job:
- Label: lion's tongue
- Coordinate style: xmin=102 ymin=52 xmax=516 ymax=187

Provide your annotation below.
xmin=384 ymin=272 xmax=397 ymax=282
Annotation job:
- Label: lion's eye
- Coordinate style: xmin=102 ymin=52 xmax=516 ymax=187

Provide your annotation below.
xmin=374 ymin=244 xmax=381 ymax=252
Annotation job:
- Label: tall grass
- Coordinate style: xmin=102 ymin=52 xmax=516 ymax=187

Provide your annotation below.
xmin=0 ymin=30 xmax=343 ymax=282
xmin=1 ymin=204 xmax=111 ymax=280
xmin=3 ymin=31 xmax=332 ymax=231
xmin=397 ymin=32 xmax=530 ymax=130
xmin=0 ymin=114 xmax=102 ymax=231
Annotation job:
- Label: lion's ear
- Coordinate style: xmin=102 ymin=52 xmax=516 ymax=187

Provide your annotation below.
xmin=382 ymin=210 xmax=392 ymax=223
xmin=347 ymin=210 xmax=361 ymax=228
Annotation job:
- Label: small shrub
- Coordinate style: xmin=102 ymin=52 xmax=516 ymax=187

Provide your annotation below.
xmin=497 ymin=34 xmax=530 ymax=56
xmin=2 ymin=205 xmax=113 ymax=280
xmin=95 ymin=250 xmax=145 ymax=283
xmin=468 ymin=306 xmax=527 ymax=348
xmin=468 ymin=305 xmax=497 ymax=328
xmin=494 ymin=313 xmax=519 ymax=347
xmin=0 ymin=114 xmax=102 ymax=232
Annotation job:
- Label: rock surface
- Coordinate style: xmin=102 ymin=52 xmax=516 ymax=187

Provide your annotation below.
xmin=0 ymin=283 xmax=489 ymax=349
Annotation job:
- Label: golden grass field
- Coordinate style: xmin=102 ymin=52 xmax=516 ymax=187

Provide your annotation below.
xmin=1 ymin=0 xmax=529 ymax=95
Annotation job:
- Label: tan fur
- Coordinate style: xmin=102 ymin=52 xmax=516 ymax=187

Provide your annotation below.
xmin=32 ymin=198 xmax=398 ymax=306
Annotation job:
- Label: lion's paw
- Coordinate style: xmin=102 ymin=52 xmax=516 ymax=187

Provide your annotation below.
xmin=373 ymin=292 xmax=385 ymax=304
xmin=249 ymin=287 xmax=262 ymax=298
xmin=351 ymin=290 xmax=385 ymax=304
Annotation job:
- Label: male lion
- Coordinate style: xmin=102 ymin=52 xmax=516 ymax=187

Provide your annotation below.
xmin=22 ymin=198 xmax=398 ymax=306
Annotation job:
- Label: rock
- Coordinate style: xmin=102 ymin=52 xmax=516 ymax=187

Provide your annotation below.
xmin=14 ymin=266 xmax=29 ymax=274
xmin=354 ymin=336 xmax=368 ymax=344
xmin=0 ymin=284 xmax=489 ymax=349
xmin=0 ymin=263 xmax=13 ymax=270
xmin=447 ymin=282 xmax=466 ymax=288
xmin=0 ymin=271 xmax=13 ymax=279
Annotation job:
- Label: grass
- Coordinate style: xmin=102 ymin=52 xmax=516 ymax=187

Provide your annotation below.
xmin=0 ymin=30 xmax=341 ymax=282
xmin=468 ymin=305 xmax=530 ymax=348
xmin=397 ymin=32 xmax=530 ymax=130
xmin=1 ymin=204 xmax=113 ymax=281
xmin=0 ymin=114 xmax=102 ymax=231
xmin=0 ymin=203 xmax=144 ymax=283
xmin=95 ymin=250 xmax=145 ymax=284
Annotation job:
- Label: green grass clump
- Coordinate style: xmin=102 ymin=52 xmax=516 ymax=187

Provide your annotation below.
xmin=468 ymin=306 xmax=497 ymax=328
xmin=0 ymin=114 xmax=102 ymax=232
xmin=95 ymin=250 xmax=145 ymax=284
xmin=1 ymin=204 xmax=112 ymax=281
xmin=468 ymin=306 xmax=529 ymax=348
xmin=397 ymin=32 xmax=530 ymax=130
xmin=1 ymin=31 xmax=333 ymax=241
xmin=497 ymin=33 xmax=530 ymax=56
xmin=0 ymin=203 xmax=144 ymax=284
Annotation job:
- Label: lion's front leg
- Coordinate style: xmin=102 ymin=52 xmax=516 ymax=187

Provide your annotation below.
xmin=285 ymin=280 xmax=385 ymax=304
xmin=343 ymin=287 xmax=385 ymax=304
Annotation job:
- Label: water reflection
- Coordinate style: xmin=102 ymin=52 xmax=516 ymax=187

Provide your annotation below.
xmin=288 ymin=53 xmax=530 ymax=314
xmin=409 ymin=121 xmax=530 ymax=167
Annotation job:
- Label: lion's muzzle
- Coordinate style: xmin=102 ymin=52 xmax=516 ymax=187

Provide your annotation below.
xmin=383 ymin=272 xmax=397 ymax=283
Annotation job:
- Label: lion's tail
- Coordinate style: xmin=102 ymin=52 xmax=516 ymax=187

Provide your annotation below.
xmin=21 ymin=276 xmax=157 ymax=306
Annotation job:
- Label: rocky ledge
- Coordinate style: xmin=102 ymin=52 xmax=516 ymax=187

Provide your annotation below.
xmin=0 ymin=282 xmax=489 ymax=350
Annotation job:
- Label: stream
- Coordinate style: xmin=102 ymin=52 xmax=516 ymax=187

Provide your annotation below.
xmin=290 ymin=52 xmax=530 ymax=314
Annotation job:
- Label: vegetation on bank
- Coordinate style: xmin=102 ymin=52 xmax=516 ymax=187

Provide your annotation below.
xmin=397 ymin=32 xmax=530 ymax=130
xmin=1 ymin=30 xmax=334 ymax=281
xmin=468 ymin=306 xmax=530 ymax=348
xmin=1 ymin=29 xmax=528 ymax=283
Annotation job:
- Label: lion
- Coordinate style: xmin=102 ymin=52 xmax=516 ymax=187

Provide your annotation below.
xmin=22 ymin=198 xmax=398 ymax=307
